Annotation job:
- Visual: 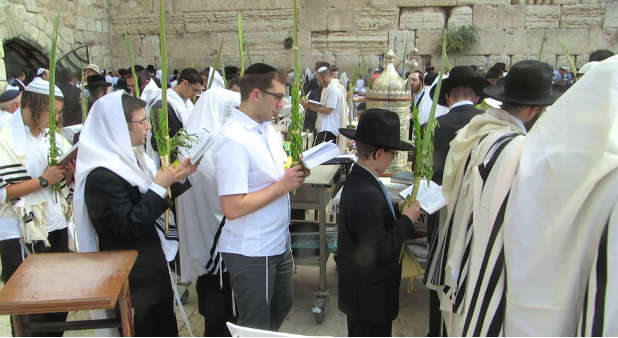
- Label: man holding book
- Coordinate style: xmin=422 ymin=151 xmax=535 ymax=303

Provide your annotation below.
xmin=300 ymin=66 xmax=344 ymax=145
xmin=214 ymin=63 xmax=309 ymax=331
xmin=337 ymin=108 xmax=421 ymax=336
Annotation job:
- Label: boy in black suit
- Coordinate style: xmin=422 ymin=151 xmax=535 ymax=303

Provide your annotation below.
xmin=337 ymin=109 xmax=421 ymax=336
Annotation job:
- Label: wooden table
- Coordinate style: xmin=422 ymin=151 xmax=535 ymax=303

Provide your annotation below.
xmin=0 ymin=251 xmax=137 ymax=336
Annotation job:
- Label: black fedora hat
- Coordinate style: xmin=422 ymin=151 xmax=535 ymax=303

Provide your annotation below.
xmin=85 ymin=74 xmax=111 ymax=90
xmin=339 ymin=108 xmax=413 ymax=152
xmin=430 ymin=66 xmax=490 ymax=106
xmin=483 ymin=60 xmax=560 ymax=106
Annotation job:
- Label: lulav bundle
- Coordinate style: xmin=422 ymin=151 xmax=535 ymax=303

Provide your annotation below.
xmin=125 ymin=33 xmax=140 ymax=98
xmin=288 ymin=0 xmax=304 ymax=164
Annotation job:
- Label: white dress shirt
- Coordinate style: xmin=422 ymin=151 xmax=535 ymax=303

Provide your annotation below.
xmin=319 ymin=85 xmax=344 ymax=136
xmin=215 ymin=108 xmax=291 ymax=257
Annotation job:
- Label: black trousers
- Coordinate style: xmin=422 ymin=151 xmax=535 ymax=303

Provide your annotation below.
xmin=134 ymin=299 xmax=178 ymax=337
xmin=347 ymin=316 xmax=392 ymax=337
xmin=0 ymin=229 xmax=69 ymax=337
xmin=426 ymin=213 xmax=441 ymax=336
xmin=195 ymin=272 xmax=236 ymax=336
xmin=314 ymin=131 xmax=337 ymax=146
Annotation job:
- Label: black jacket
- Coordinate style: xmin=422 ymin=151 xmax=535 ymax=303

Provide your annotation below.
xmin=85 ymin=167 xmax=176 ymax=308
xmin=58 ymin=82 xmax=82 ymax=126
xmin=432 ymin=104 xmax=484 ymax=185
xmin=337 ymin=164 xmax=413 ymax=323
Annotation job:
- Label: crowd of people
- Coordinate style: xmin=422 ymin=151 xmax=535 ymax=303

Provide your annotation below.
xmin=0 ymin=45 xmax=615 ymax=337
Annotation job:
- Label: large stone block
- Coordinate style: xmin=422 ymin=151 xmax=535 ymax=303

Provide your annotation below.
xmin=542 ymin=28 xmax=590 ymax=55
xmin=415 ymin=29 xmax=442 ymax=54
xmin=457 ymin=0 xmax=508 ymax=4
xmin=388 ymin=30 xmax=416 ymax=56
xmin=447 ymin=6 xmax=472 ymax=29
xmin=503 ymin=28 xmax=545 ymax=56
xmin=474 ymin=29 xmax=505 ymax=54
xmin=525 ymin=5 xmax=560 ymax=29
xmin=560 ymin=4 xmax=604 ymax=28
xmin=111 ymin=13 xmax=184 ymax=35
xmin=327 ymin=7 xmax=354 ymax=32
xmin=332 ymin=0 xmax=370 ymax=7
xmin=300 ymin=8 xmax=327 ymax=32
xmin=354 ymin=7 xmax=398 ymax=31
xmin=487 ymin=55 xmax=511 ymax=69
xmin=395 ymin=0 xmax=456 ymax=6
xmin=587 ymin=28 xmax=618 ymax=52
xmin=185 ymin=9 xmax=293 ymax=34
xmin=497 ymin=4 xmax=526 ymax=30
xmin=605 ymin=1 xmax=618 ymax=28
xmin=400 ymin=7 xmax=446 ymax=30
xmin=312 ymin=32 xmax=388 ymax=55
xmin=472 ymin=5 xmax=497 ymax=30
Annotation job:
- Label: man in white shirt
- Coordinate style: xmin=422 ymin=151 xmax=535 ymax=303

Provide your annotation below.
xmin=214 ymin=63 xmax=309 ymax=331
xmin=0 ymin=90 xmax=21 ymax=127
xmin=300 ymin=66 xmax=344 ymax=145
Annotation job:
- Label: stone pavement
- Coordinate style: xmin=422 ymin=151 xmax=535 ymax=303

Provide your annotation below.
xmin=0 ymin=256 xmax=428 ymax=337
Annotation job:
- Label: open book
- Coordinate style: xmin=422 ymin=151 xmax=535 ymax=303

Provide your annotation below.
xmin=399 ymin=179 xmax=446 ymax=215
xmin=184 ymin=131 xmax=216 ymax=165
xmin=58 ymin=142 xmax=79 ymax=165
xmin=307 ymin=99 xmax=324 ymax=107
xmin=300 ymin=141 xmax=341 ymax=169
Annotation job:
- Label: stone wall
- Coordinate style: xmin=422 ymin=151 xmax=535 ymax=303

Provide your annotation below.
xmin=0 ymin=0 xmax=112 ymax=89
xmin=109 ymin=0 xmax=616 ymax=75
xmin=0 ymin=0 xmax=616 ymax=90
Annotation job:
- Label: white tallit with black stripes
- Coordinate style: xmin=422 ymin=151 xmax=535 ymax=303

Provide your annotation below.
xmin=176 ymin=87 xmax=240 ymax=284
xmin=425 ymin=107 xmax=526 ymax=336
xmin=503 ymin=55 xmax=618 ymax=336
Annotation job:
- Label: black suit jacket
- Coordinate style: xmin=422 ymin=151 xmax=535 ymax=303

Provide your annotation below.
xmin=432 ymin=104 xmax=484 ymax=185
xmin=337 ymin=164 xmax=413 ymax=323
xmin=58 ymin=83 xmax=82 ymax=126
xmin=85 ymin=167 xmax=175 ymax=308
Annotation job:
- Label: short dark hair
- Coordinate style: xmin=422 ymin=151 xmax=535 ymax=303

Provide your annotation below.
xmin=121 ymin=93 xmax=146 ymax=122
xmin=413 ymin=69 xmax=424 ymax=82
xmin=178 ymin=68 xmax=201 ymax=85
xmin=127 ymin=70 xmax=151 ymax=93
xmin=424 ymin=71 xmax=438 ymax=86
xmin=501 ymin=102 xmax=533 ymax=114
xmin=239 ymin=70 xmax=287 ymax=101
xmin=227 ymin=76 xmax=240 ymax=89
xmin=356 ymin=141 xmax=379 ymax=160
xmin=589 ymin=49 xmax=614 ymax=62
xmin=21 ymin=91 xmax=63 ymax=129
xmin=485 ymin=69 xmax=500 ymax=80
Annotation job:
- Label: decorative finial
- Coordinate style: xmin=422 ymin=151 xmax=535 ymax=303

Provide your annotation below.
xmin=385 ymin=49 xmax=396 ymax=65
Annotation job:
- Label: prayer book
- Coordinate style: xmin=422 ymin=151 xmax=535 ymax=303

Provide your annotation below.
xmin=185 ymin=131 xmax=216 ymax=165
xmin=399 ymin=180 xmax=446 ymax=215
xmin=307 ymin=99 xmax=324 ymax=107
xmin=300 ymin=141 xmax=341 ymax=169
xmin=58 ymin=142 xmax=79 ymax=165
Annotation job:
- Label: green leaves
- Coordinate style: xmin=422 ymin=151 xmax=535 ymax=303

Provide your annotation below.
xmin=288 ymin=0 xmax=304 ymax=163
xmin=444 ymin=25 xmax=478 ymax=54
xmin=153 ymin=0 xmax=170 ymax=159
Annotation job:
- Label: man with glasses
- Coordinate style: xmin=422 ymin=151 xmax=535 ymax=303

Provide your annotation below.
xmin=214 ymin=63 xmax=309 ymax=331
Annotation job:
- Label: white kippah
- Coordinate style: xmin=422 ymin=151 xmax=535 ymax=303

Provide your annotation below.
xmin=24 ymin=78 xmax=64 ymax=98
xmin=36 ymin=68 xmax=46 ymax=76
xmin=317 ymin=66 xmax=329 ymax=73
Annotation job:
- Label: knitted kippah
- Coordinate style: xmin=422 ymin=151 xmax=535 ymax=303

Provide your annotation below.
xmin=24 ymin=78 xmax=64 ymax=98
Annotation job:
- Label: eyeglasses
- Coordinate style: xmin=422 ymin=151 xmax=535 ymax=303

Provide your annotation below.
xmin=384 ymin=149 xmax=398 ymax=155
xmin=191 ymin=85 xmax=203 ymax=93
xmin=129 ymin=117 xmax=151 ymax=125
xmin=262 ymin=89 xmax=285 ymax=102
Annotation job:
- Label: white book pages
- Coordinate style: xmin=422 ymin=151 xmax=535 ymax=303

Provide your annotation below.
xmin=300 ymin=141 xmax=341 ymax=169
xmin=58 ymin=142 xmax=79 ymax=165
xmin=399 ymin=179 xmax=446 ymax=215
xmin=184 ymin=131 xmax=216 ymax=165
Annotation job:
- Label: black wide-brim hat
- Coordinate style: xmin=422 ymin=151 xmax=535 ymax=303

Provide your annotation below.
xmin=339 ymin=108 xmax=413 ymax=152
xmin=85 ymin=74 xmax=111 ymax=90
xmin=429 ymin=66 xmax=490 ymax=106
xmin=483 ymin=60 xmax=561 ymax=106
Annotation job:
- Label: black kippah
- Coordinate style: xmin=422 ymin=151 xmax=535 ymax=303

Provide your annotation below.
xmin=0 ymin=90 xmax=20 ymax=103
xmin=244 ymin=63 xmax=277 ymax=75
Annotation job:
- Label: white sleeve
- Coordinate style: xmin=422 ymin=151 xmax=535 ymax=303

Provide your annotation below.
xmin=148 ymin=182 xmax=167 ymax=198
xmin=325 ymin=87 xmax=339 ymax=109
xmin=215 ymin=136 xmax=249 ymax=196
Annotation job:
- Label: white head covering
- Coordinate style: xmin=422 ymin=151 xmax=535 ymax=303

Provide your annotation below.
xmin=73 ymin=91 xmax=155 ymax=252
xmin=503 ymin=55 xmax=618 ymax=335
xmin=176 ymin=87 xmax=240 ymax=283
xmin=340 ymin=72 xmax=349 ymax=92
xmin=207 ymin=67 xmax=225 ymax=90
xmin=25 ymin=78 xmax=63 ymax=98
xmin=578 ymin=61 xmax=599 ymax=75
xmin=36 ymin=68 xmax=46 ymax=76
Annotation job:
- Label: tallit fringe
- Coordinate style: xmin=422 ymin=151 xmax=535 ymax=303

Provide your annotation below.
xmin=16 ymin=203 xmax=50 ymax=246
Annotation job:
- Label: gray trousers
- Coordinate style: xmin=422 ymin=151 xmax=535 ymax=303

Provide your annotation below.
xmin=222 ymin=250 xmax=294 ymax=331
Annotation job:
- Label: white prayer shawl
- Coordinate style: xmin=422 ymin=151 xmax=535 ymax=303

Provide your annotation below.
xmin=503 ymin=55 xmax=618 ymax=336
xmin=151 ymin=88 xmax=192 ymax=126
xmin=140 ymin=79 xmax=160 ymax=105
xmin=418 ymin=74 xmax=449 ymax=125
xmin=0 ymin=109 xmax=73 ymax=245
xmin=207 ymin=67 xmax=225 ymax=90
xmin=425 ymin=108 xmax=526 ymax=335
xmin=73 ymin=91 xmax=177 ymax=259
xmin=577 ymin=176 xmax=618 ymax=337
xmin=176 ymin=87 xmax=240 ymax=283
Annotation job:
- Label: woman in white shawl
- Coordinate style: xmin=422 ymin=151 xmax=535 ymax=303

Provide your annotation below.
xmin=176 ymin=87 xmax=240 ymax=336
xmin=73 ymin=91 xmax=199 ymax=336
xmin=0 ymin=78 xmax=74 ymax=336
